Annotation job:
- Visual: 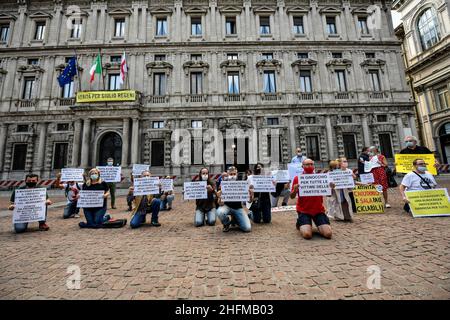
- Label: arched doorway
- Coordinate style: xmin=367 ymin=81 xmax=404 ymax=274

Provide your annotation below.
xmin=439 ymin=123 xmax=450 ymax=164
xmin=98 ymin=132 xmax=122 ymax=166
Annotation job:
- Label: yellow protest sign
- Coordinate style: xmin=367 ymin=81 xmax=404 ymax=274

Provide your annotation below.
xmin=76 ymin=90 xmax=137 ymax=103
xmin=405 ymin=189 xmax=450 ymax=218
xmin=395 ymin=154 xmax=437 ymax=175
xmin=353 ymin=185 xmax=385 ymax=214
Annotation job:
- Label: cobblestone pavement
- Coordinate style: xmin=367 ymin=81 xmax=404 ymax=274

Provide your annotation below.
xmin=0 ymin=180 xmax=449 ymax=300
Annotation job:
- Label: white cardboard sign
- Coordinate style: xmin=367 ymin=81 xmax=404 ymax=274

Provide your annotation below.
xmin=13 ymin=188 xmax=47 ymax=224
xmin=220 ymin=181 xmax=249 ymax=202
xmin=184 ymin=181 xmax=208 ymax=200
xmin=97 ymin=166 xmax=121 ymax=183
xmin=298 ymin=174 xmax=331 ymax=196
xmin=77 ymin=190 xmax=105 ymax=208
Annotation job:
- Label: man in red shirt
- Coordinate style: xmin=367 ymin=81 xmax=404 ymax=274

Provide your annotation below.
xmin=290 ymin=158 xmax=332 ymax=240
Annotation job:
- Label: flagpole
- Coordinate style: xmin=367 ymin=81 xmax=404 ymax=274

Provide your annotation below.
xmin=73 ymin=48 xmax=82 ymax=94
xmin=100 ymin=49 xmax=105 ymax=91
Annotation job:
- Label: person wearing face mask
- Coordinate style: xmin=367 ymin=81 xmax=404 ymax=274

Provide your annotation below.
xmin=291 ymin=147 xmax=307 ymax=165
xmin=54 ymin=172 xmax=81 ymax=219
xmin=217 ymin=166 xmax=253 ymax=232
xmin=105 ymin=157 xmax=117 ymax=209
xmin=160 ymin=176 xmax=175 ymax=211
xmin=129 ymin=170 xmax=162 ymax=228
xmin=399 ymin=136 xmax=440 ymax=170
xmin=194 ymin=168 xmax=217 ymax=227
xmin=290 ymin=159 xmax=332 ymax=240
xmin=399 ymin=159 xmax=437 ymax=213
xmin=368 ymin=146 xmax=391 ymax=208
xmin=358 ymin=147 xmax=370 ymax=177
xmin=8 ymin=173 xmax=52 ymax=233
xmin=78 ymin=168 xmax=110 ymax=228
xmin=248 ymin=163 xmax=273 ymax=224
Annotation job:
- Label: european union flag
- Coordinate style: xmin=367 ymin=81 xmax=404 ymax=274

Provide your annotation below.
xmin=58 ymin=57 xmax=77 ymax=87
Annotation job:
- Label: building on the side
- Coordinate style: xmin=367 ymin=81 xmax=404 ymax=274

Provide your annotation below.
xmin=394 ymin=0 xmax=450 ymax=163
xmin=0 ymin=0 xmax=416 ymax=182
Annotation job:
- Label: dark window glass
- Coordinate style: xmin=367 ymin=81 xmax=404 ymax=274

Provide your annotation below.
xmin=151 ymin=140 xmax=165 ymax=166
xmin=379 ymin=133 xmax=394 ymax=158
xmin=12 ymin=144 xmax=27 ymax=170
xmin=53 ymin=143 xmax=68 ymax=169
xmin=343 ymin=134 xmax=357 ymax=159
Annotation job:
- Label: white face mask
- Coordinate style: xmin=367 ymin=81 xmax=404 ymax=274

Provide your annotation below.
xmin=228 ymin=175 xmax=237 ymax=181
xmin=201 ymin=174 xmax=209 ymax=180
xmin=107 ymin=161 xmax=113 ymax=166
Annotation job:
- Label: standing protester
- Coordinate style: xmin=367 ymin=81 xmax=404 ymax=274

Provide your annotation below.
xmin=79 ymin=168 xmax=110 ymax=228
xmin=129 ymin=170 xmax=162 ymax=228
xmin=248 ymin=163 xmax=272 ymax=224
xmin=291 ymin=147 xmax=307 ymax=164
xmin=358 ymin=147 xmax=370 ymax=177
xmin=106 ymin=157 xmax=117 ymax=209
xmin=368 ymin=146 xmax=391 ymax=208
xmin=54 ymin=173 xmax=81 ymax=219
xmin=194 ymin=168 xmax=217 ymax=227
xmin=399 ymin=158 xmax=437 ymax=213
xmin=290 ymin=159 xmax=332 ymax=240
xmin=217 ymin=166 xmax=253 ymax=232
xmin=8 ymin=174 xmax=52 ymax=233
xmin=400 ymin=136 xmax=433 ymax=154
xmin=160 ymin=175 xmax=175 ymax=211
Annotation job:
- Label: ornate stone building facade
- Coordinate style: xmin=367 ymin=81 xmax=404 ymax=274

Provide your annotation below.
xmin=0 ymin=0 xmax=415 ymax=181
xmin=394 ymin=0 xmax=450 ymax=163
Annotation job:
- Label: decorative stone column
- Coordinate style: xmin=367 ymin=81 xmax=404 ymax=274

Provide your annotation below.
xmin=0 ymin=123 xmax=7 ymax=173
xmin=361 ymin=114 xmax=371 ymax=147
xmin=36 ymin=122 xmax=48 ymax=172
xmin=121 ymin=118 xmax=130 ymax=167
xmin=71 ymin=119 xmax=82 ymax=167
xmin=131 ymin=118 xmax=140 ymax=164
xmin=325 ymin=115 xmax=334 ymax=160
xmin=80 ymin=118 xmax=91 ymax=168
xmin=396 ymin=114 xmax=405 ymax=145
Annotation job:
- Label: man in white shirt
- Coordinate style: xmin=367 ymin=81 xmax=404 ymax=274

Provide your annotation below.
xmin=291 ymin=147 xmax=307 ymax=164
xmin=399 ymin=158 xmax=437 ymax=213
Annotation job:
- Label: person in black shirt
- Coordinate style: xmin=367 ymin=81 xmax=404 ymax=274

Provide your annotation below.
xmin=399 ymin=136 xmax=433 ymax=154
xmin=358 ymin=147 xmax=370 ymax=176
xmin=248 ymin=163 xmax=273 ymax=224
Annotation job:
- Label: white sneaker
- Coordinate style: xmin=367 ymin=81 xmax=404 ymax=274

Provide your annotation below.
xmin=73 ymin=214 xmax=81 ymax=218
xmin=385 ymin=204 xmax=391 ymax=208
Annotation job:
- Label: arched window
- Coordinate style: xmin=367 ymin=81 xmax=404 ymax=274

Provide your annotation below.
xmin=417 ymin=8 xmax=441 ymax=51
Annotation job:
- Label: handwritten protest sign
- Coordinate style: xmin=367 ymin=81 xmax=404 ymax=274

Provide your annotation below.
xmin=250 ymin=175 xmax=275 ymax=192
xmin=97 ymin=166 xmax=121 ymax=182
xmin=405 ymin=189 xmax=450 ymax=218
xmin=132 ymin=164 xmax=150 ymax=176
xmin=288 ymin=163 xmax=303 ymax=180
xmin=395 ymin=154 xmax=437 ymax=175
xmin=133 ymin=177 xmax=160 ymax=196
xmin=221 ymin=181 xmax=249 ymax=202
xmin=272 ymin=170 xmax=290 ymax=183
xmin=184 ymin=181 xmax=207 ymax=200
xmin=359 ymin=173 xmax=375 ymax=184
xmin=271 ymin=205 xmax=297 ymax=213
xmin=61 ymin=168 xmax=84 ymax=182
xmin=298 ymin=174 xmax=331 ymax=196
xmin=13 ymin=188 xmax=47 ymax=224
xmin=328 ymin=170 xmax=355 ymax=189
xmin=353 ymin=185 xmax=384 ymax=214
xmin=161 ymin=179 xmax=174 ymax=192
xmin=77 ymin=190 xmax=105 ymax=208
xmin=364 ymin=156 xmax=381 ymax=173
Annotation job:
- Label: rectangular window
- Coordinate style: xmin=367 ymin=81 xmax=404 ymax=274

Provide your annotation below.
xmin=332 ymin=52 xmax=342 ymax=59
xmin=267 ymin=118 xmax=279 ymax=126
xmin=305 ymin=117 xmax=316 ymax=124
xmin=437 ymin=87 xmax=450 ymax=110
xmin=12 ymin=144 xmax=27 ymax=170
xmin=227 ymin=53 xmax=238 ymax=60
xmin=191 ymin=17 xmax=202 ymax=35
xmin=343 ymin=134 xmax=357 ymax=159
xmin=156 ymin=17 xmax=168 ymax=36
xmin=34 ymin=21 xmax=46 ymax=40
xmin=259 ymin=16 xmax=271 ymax=34
xmin=299 ymin=70 xmax=312 ymax=93
xmin=335 ymin=70 xmax=347 ymax=92
xmin=28 ymin=58 xmax=39 ymax=65
xmin=70 ymin=19 xmax=82 ymax=39
xmin=53 ymin=143 xmax=68 ymax=170
xmin=153 ymin=73 xmax=166 ymax=96
xmin=226 ymin=17 xmax=236 ymax=35
xmin=341 ymin=115 xmax=352 ymax=123
xmin=326 ymin=16 xmax=337 ymax=34
xmin=22 ymin=77 xmax=35 ymax=99
xmin=108 ymin=74 xmax=121 ymax=90
xmin=154 ymin=54 xmax=166 ymax=61
xmin=227 ymin=72 xmax=240 ymax=94
xmin=262 ymin=53 xmax=273 ymax=60
xmin=62 ymin=81 xmax=75 ymax=98
xmin=377 ymin=115 xmax=388 ymax=122
xmin=114 ymin=18 xmax=125 ymax=37
xmin=306 ymin=136 xmax=320 ymax=160
xmin=191 ymin=120 xmax=202 ymax=128
xmin=191 ymin=54 xmax=202 ymax=61
xmin=0 ymin=24 xmax=10 ymax=42
xmin=365 ymin=52 xmax=376 ymax=59
xmin=379 ymin=133 xmax=394 ymax=158
xmin=358 ymin=17 xmax=369 ymax=35
xmin=267 ymin=135 xmax=282 ymax=161
xmin=151 ymin=140 xmax=165 ymax=166
xmin=57 ymin=123 xmax=69 ymax=131
xmin=17 ymin=124 xmax=29 ymax=132
xmin=293 ymin=16 xmax=304 ymax=34
xmin=297 ymin=52 xmax=308 ymax=59
xmin=369 ymin=70 xmax=381 ymax=92
xmin=152 ymin=121 xmax=164 ymax=129
xmin=263 ymin=71 xmax=276 ymax=93
xmin=190 ymin=72 xmax=202 ymax=94
xmin=110 ymin=56 xmax=121 ymax=63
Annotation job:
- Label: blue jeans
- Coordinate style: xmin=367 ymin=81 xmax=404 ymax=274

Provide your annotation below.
xmin=130 ymin=198 xmax=161 ymax=229
xmin=14 ymin=207 xmax=47 ymax=233
xmin=160 ymin=195 xmax=174 ymax=210
xmin=82 ymin=207 xmax=106 ymax=228
xmin=63 ymin=201 xmax=79 ymax=219
xmin=195 ymin=208 xmax=216 ymax=226
xmin=217 ymin=205 xmax=251 ymax=232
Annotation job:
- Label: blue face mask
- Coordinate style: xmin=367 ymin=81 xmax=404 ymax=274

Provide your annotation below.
xmin=417 ymin=166 xmax=427 ymax=173
xmin=90 ymin=174 xmax=99 ymax=180
xmin=406 ymin=141 xmax=415 ymax=148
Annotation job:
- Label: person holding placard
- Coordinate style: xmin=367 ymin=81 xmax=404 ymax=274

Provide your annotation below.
xmin=290 ymin=159 xmax=332 ymax=240
xmin=358 ymin=147 xmax=370 ymax=177
xmin=248 ymin=163 xmax=273 ymax=224
xmin=368 ymin=146 xmax=391 ymax=208
xmin=54 ymin=172 xmax=81 ymax=219
xmin=129 ymin=170 xmax=162 ymax=228
xmin=400 ymin=136 xmax=433 ymax=155
xmin=160 ymin=176 xmax=175 ymax=211
xmin=399 ymin=158 xmax=438 ymax=213
xmin=8 ymin=173 xmax=52 ymax=233
xmin=217 ymin=166 xmax=253 ymax=233
xmin=78 ymin=168 xmax=110 ymax=228
xmin=106 ymin=158 xmax=117 ymax=209
xmin=291 ymin=147 xmax=307 ymax=164
xmin=194 ymin=168 xmax=217 ymax=227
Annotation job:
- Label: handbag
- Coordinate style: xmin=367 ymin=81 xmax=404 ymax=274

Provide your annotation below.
xmin=385 ymin=167 xmax=398 ymax=188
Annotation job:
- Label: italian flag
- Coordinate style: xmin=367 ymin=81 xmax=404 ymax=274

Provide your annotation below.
xmin=119 ymin=51 xmax=128 ymax=86
xmin=89 ymin=53 xmax=102 ymax=83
